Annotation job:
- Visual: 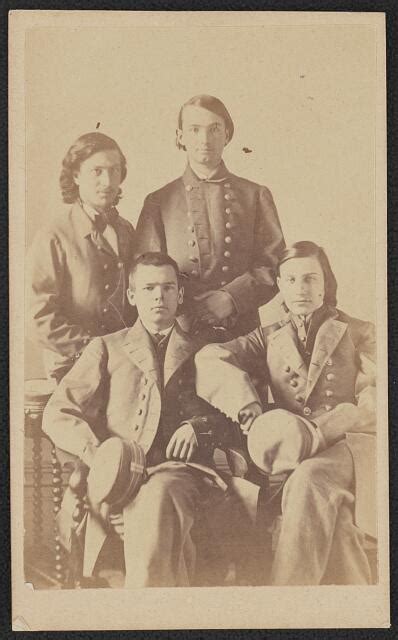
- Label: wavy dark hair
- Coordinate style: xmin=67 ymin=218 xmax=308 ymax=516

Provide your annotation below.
xmin=277 ymin=241 xmax=338 ymax=307
xmin=60 ymin=132 xmax=127 ymax=205
xmin=176 ymin=94 xmax=234 ymax=150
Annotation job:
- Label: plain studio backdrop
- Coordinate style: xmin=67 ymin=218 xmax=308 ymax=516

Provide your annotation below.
xmin=25 ymin=23 xmax=377 ymax=379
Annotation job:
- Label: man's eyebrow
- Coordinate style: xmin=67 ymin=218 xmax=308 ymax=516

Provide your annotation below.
xmin=188 ymin=122 xmax=221 ymax=127
xmin=143 ymin=281 xmax=177 ymax=286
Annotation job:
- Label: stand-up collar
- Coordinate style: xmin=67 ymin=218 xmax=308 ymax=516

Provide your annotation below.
xmin=182 ymin=161 xmax=230 ymax=188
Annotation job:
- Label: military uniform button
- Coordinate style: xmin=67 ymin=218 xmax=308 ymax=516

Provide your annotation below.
xmin=221 ymin=281 xmax=227 ymax=286
xmin=225 ymin=236 xmax=232 ymax=244
xmin=189 ymin=256 xmax=198 ymax=262
xmin=224 ymin=183 xmax=231 ymax=189
xmin=188 ymin=225 xmax=195 ymax=232
xmin=222 ymin=265 xmax=229 ymax=273
xmin=179 ymin=410 xmax=184 ymax=417
xmin=224 ymin=251 xmax=231 ymax=258
xmin=300 ymin=335 xmax=306 ymax=342
xmin=290 ymin=379 xmax=298 ymax=387
xmin=324 ymin=405 xmax=332 ymax=411
xmin=188 ymin=240 xmax=196 ymax=247
xmin=83 ymin=338 xmax=90 ymax=345
xmin=225 ymin=222 xmax=232 ymax=229
xmin=102 ymin=307 xmax=108 ymax=313
xmin=325 ymin=389 xmax=334 ymax=397
xmin=303 ymin=406 xmax=312 ymax=416
xmin=138 ymin=409 xmax=143 ymax=416
xmin=225 ymin=207 xmax=232 ymax=214
xmin=141 ymin=393 xmax=146 ymax=400
xmin=117 ymin=262 xmax=123 ymax=269
xmin=326 ymin=373 xmax=335 ymax=381
xmin=143 ymin=378 xmax=148 ymax=385
xmin=326 ymin=358 xmax=333 ymax=366
xmin=191 ymin=270 xmax=198 ymax=277
xmin=284 ymin=365 xmax=291 ymax=373
xmin=103 ymin=263 xmax=108 ymax=270
xmin=178 ymin=379 xmax=184 ymax=386
xmin=295 ymin=395 xmax=304 ymax=404
xmin=134 ymin=425 xmax=140 ymax=432
xmin=224 ymin=194 xmax=232 ymax=201
xmin=185 ymin=185 xmax=193 ymax=192
xmin=104 ymin=283 xmax=110 ymax=290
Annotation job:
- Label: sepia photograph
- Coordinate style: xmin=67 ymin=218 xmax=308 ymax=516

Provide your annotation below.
xmin=9 ymin=10 xmax=388 ymax=630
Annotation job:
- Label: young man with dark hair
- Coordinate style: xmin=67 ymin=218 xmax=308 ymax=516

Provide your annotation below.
xmin=196 ymin=241 xmax=376 ymax=585
xmin=135 ymin=94 xmax=285 ymax=337
xmin=43 ymin=252 xmax=242 ymax=588
xmin=27 ymin=131 xmax=136 ymax=382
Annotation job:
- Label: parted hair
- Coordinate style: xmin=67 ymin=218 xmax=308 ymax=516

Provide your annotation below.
xmin=176 ymin=94 xmax=234 ymax=150
xmin=60 ymin=132 xmax=127 ymax=205
xmin=129 ymin=252 xmax=183 ymax=288
xmin=277 ymin=241 xmax=338 ymax=307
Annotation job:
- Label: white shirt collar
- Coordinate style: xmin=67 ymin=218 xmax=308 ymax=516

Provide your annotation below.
xmin=189 ymin=161 xmax=222 ymax=181
xmin=141 ymin=320 xmax=175 ymax=339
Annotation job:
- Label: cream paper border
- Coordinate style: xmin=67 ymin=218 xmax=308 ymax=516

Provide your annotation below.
xmin=9 ymin=10 xmax=389 ymax=630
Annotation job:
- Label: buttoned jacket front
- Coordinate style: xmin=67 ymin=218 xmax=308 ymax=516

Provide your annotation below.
xmin=135 ymin=163 xmax=285 ymax=335
xmin=27 ymin=201 xmax=136 ymax=380
xmin=43 ymin=317 xmax=231 ymax=466
xmin=196 ymin=306 xmax=376 ymax=440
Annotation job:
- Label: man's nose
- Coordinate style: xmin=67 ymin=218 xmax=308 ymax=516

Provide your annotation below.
xmin=99 ymin=171 xmax=111 ymax=187
xmin=199 ymin=128 xmax=211 ymax=144
xmin=154 ymin=286 xmax=164 ymax=300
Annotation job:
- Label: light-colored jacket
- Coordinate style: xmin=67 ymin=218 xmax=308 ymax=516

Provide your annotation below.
xmin=27 ymin=201 xmax=136 ymax=380
xmin=196 ymin=305 xmax=377 ymax=536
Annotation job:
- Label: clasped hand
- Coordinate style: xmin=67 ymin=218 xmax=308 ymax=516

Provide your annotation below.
xmin=193 ymin=290 xmax=235 ymax=325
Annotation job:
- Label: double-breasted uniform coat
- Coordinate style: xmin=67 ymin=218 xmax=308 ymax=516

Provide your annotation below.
xmin=43 ymin=317 xmax=235 ymax=586
xmin=27 ymin=201 xmax=136 ymax=381
xmin=135 ymin=163 xmax=285 ymax=335
xmin=195 ymin=304 xmax=376 ymax=584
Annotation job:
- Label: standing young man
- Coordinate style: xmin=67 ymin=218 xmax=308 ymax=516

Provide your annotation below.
xmin=27 ymin=132 xmax=136 ymax=382
xmin=196 ymin=241 xmax=376 ymax=585
xmin=43 ymin=252 xmax=242 ymax=587
xmin=135 ymin=95 xmax=285 ymax=337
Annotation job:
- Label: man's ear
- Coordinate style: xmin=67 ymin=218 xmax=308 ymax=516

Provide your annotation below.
xmin=276 ymin=276 xmax=281 ymax=289
xmin=176 ymin=129 xmax=184 ymax=149
xmin=73 ymin=171 xmax=80 ymax=186
xmin=224 ymin=128 xmax=231 ymax=146
xmin=177 ymin=286 xmax=184 ymax=305
xmin=127 ymin=287 xmax=136 ymax=307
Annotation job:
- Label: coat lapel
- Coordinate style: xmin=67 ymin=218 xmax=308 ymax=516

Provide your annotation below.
xmin=163 ymin=318 xmax=198 ymax=389
xmin=122 ymin=320 xmax=161 ymax=390
xmin=268 ymin=321 xmax=308 ymax=381
xmin=305 ymin=316 xmax=348 ymax=401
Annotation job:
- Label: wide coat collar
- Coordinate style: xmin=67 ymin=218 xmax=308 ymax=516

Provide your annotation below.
xmin=268 ymin=305 xmax=349 ymax=401
xmin=121 ymin=316 xmax=199 ymax=390
xmin=70 ymin=200 xmax=131 ymax=261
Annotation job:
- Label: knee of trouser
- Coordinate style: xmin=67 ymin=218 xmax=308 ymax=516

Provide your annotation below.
xmin=283 ymin=457 xmax=330 ymax=499
xmin=142 ymin=471 xmax=198 ymax=510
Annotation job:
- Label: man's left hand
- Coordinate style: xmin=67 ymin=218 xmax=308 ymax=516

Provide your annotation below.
xmin=166 ymin=423 xmax=198 ymax=462
xmin=193 ymin=290 xmax=235 ymax=324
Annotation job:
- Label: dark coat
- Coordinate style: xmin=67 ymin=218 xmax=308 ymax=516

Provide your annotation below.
xmin=135 ymin=163 xmax=285 ymax=336
xmin=27 ymin=202 xmax=136 ymax=380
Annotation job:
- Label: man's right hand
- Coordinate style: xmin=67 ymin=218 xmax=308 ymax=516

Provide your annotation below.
xmin=238 ymin=402 xmax=263 ymax=434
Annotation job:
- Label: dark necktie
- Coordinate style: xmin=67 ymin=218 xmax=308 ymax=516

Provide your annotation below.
xmin=94 ymin=208 xmax=119 ymax=234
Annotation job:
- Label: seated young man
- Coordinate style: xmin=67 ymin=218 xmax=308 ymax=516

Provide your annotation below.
xmin=43 ymin=252 xmax=243 ymax=588
xmin=195 ymin=241 xmax=376 ymax=585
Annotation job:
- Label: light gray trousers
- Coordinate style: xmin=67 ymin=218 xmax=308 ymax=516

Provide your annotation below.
xmin=270 ymin=440 xmax=372 ymax=585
